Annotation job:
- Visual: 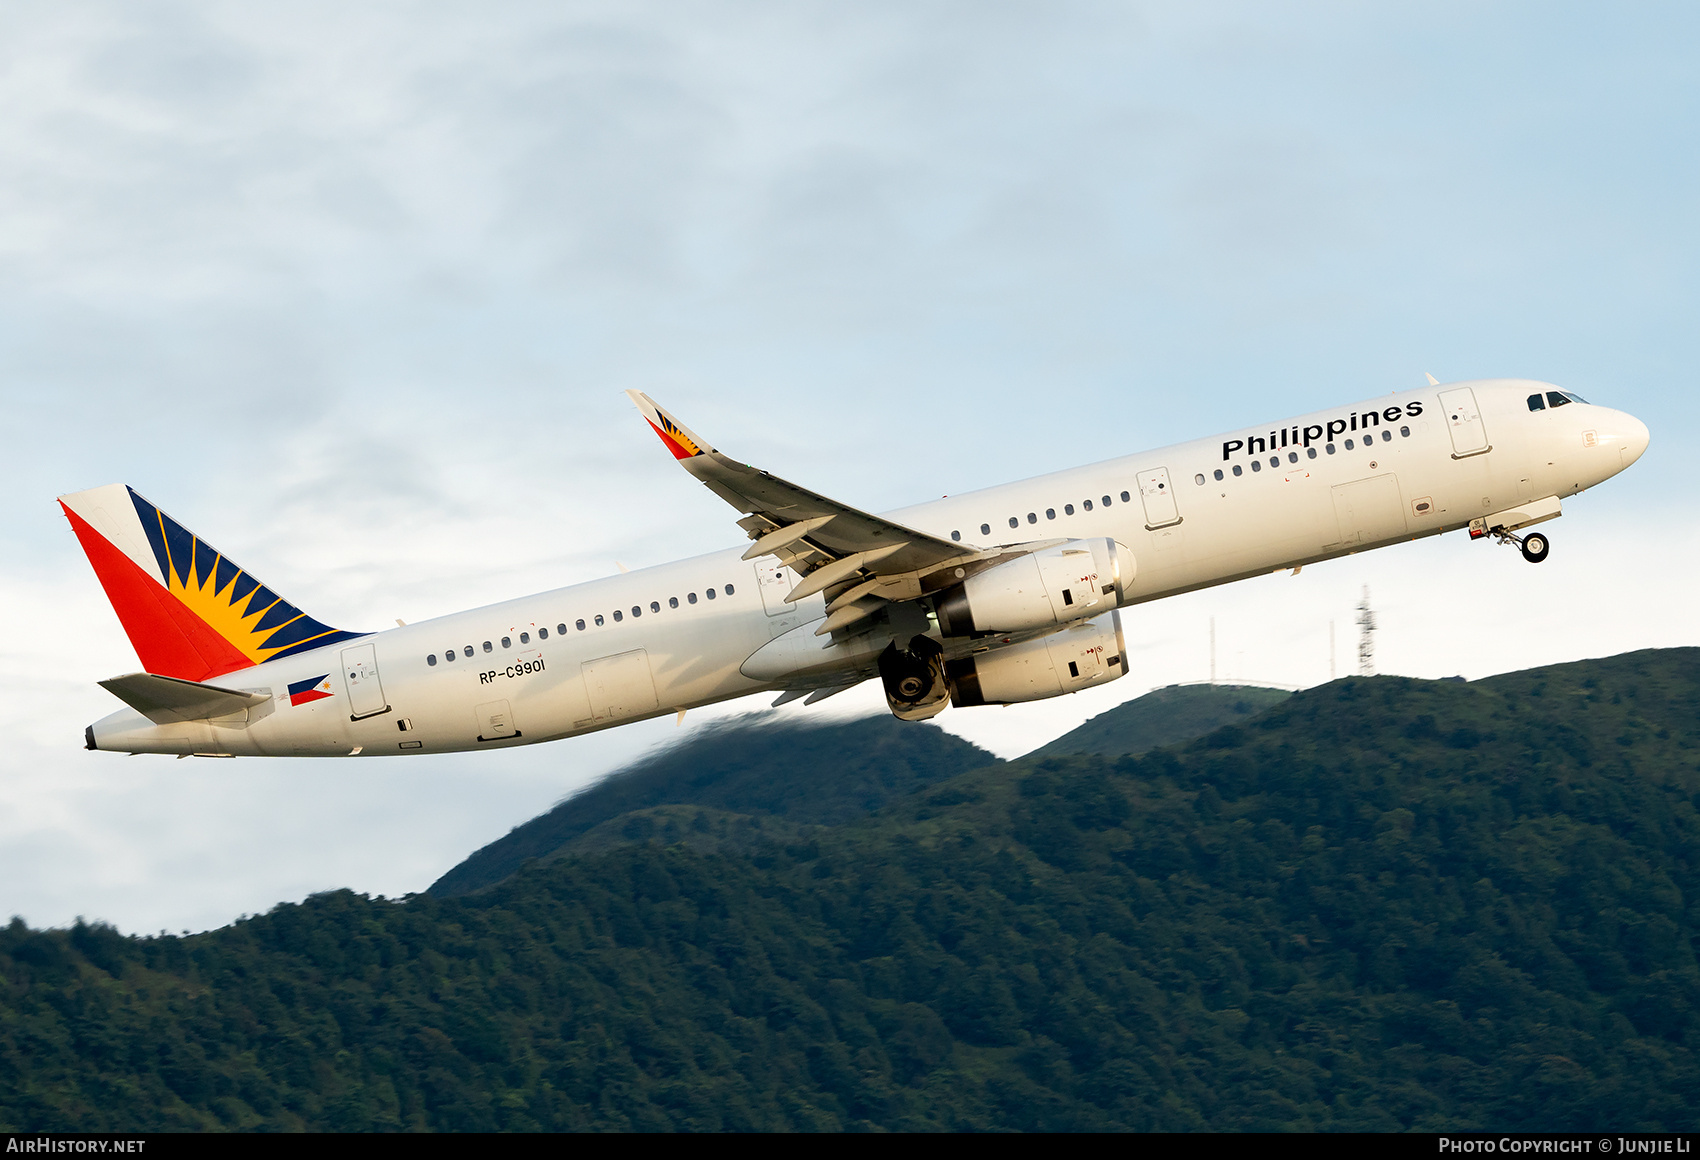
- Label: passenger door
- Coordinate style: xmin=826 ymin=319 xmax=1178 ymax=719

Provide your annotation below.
xmin=1438 ymin=386 xmax=1491 ymax=458
xmin=340 ymin=643 xmax=390 ymax=720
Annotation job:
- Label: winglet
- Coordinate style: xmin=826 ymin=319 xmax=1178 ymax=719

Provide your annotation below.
xmin=1425 ymin=372 xmax=1440 ymax=386
xmin=625 ymin=390 xmax=714 ymax=461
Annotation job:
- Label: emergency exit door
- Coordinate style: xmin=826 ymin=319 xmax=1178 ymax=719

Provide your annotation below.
xmin=1438 ymin=386 xmax=1491 ymax=458
xmin=340 ymin=643 xmax=390 ymax=720
xmin=753 ymin=557 xmax=798 ymax=616
xmin=1136 ymin=467 xmax=1182 ymax=528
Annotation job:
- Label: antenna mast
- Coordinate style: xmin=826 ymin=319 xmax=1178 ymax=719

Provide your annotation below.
xmin=1356 ymin=586 xmax=1376 ymax=677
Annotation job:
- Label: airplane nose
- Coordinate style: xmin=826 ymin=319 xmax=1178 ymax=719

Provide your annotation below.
xmin=1620 ymin=412 xmax=1651 ymax=466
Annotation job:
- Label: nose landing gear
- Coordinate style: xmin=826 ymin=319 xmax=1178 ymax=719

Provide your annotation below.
xmin=1480 ymin=526 xmax=1550 ymax=563
xmin=1470 ymin=514 xmax=1552 ymax=563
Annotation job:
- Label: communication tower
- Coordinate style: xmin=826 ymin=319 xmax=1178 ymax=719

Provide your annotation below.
xmin=1356 ymin=586 xmax=1376 ymax=677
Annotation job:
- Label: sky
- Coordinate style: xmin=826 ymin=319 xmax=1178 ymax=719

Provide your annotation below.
xmin=2 ymin=1 xmax=1697 ymax=935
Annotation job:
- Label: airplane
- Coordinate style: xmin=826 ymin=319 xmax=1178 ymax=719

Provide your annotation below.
xmin=64 ymin=378 xmax=1648 ymax=758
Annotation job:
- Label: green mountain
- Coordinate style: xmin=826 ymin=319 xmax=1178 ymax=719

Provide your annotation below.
xmin=434 ymin=681 xmax=1289 ymax=900
xmin=429 ymin=714 xmax=998 ymax=898
xmin=5 ymin=648 xmax=1700 ymax=1131
xmin=1026 ymin=682 xmax=1292 ymax=760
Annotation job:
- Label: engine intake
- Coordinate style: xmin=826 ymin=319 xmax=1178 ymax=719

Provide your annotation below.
xmin=946 ymin=611 xmax=1127 ymax=707
xmin=935 ymin=538 xmax=1133 ymax=636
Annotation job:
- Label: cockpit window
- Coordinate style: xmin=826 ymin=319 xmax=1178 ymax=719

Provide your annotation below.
xmin=1563 ymin=391 xmax=1589 ymax=404
xmin=1546 ymin=391 xmax=1571 ymax=408
xmin=1528 ymin=393 xmax=1545 ymax=411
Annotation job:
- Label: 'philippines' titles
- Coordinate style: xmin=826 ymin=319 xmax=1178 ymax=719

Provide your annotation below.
xmin=1222 ymin=400 xmax=1425 ymax=462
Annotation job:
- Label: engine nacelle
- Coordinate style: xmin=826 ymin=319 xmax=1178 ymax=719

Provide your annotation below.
xmin=934 ymin=538 xmax=1133 ymax=636
xmin=946 ymin=611 xmax=1127 ymax=707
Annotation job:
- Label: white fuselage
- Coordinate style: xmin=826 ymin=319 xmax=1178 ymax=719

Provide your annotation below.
xmin=88 ymin=379 xmax=1648 ymax=757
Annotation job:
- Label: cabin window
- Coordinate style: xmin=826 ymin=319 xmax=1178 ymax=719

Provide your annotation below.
xmin=573 ymin=620 xmax=584 ymax=631
xmin=445 ymin=649 xmax=457 ymax=661
xmin=1083 ymin=499 xmax=1093 ymax=511
xmin=669 ymin=596 xmax=679 ymax=608
xmin=1064 ymin=504 xmax=1075 ymax=515
xmin=483 ymin=641 xmax=493 ymax=652
xmin=1121 ymin=491 xmax=1131 ymax=503
xmin=1008 ymin=516 xmax=1018 ymax=528
xmin=725 ymin=584 xmax=735 ymax=596
xmin=1194 ymin=474 xmax=1205 ymax=486
xmin=1326 ymin=443 xmax=1336 ymax=454
xmin=631 ymin=606 xmax=641 ymax=618
xmin=706 ymin=588 xmax=716 ymax=600
xmin=594 ymin=615 xmax=603 ymax=626
xmin=1269 ymin=457 xmax=1279 ymax=468
xmin=1213 ymin=469 xmax=1223 ymax=481
xmin=1547 ymin=391 xmax=1570 ymax=408
xmin=1102 ymin=495 xmax=1112 ymax=507
xmin=1528 ymin=394 xmax=1545 ymax=411
xmin=1251 ymin=460 xmax=1262 ymax=472
xmin=1344 ymin=438 xmax=1355 ymax=450
xmin=1400 ymin=426 xmax=1410 ymax=437
xmin=501 ymin=636 xmax=511 ymax=648
xmin=538 ymin=628 xmax=548 ymax=640
xmin=1027 ymin=512 xmax=1037 ymax=524
xmin=613 ymin=610 xmax=623 ymax=621
xmin=463 ymin=644 xmax=474 ymax=656
xmin=1307 ymin=447 xmax=1317 ymax=459
xmin=1381 ymin=430 xmax=1392 ymax=442
xmin=688 ymin=593 xmax=697 ymax=604
xmin=520 ymin=632 xmax=530 ymax=644
xmin=1232 ymin=465 xmax=1243 ymax=476
xmin=951 ymin=530 xmax=961 ymax=541
xmin=427 ymin=654 xmax=437 ymax=666
xmin=980 ymin=523 xmax=991 ymax=536
xmin=1288 ymin=452 xmax=1298 ymax=464
xmin=651 ymin=602 xmax=660 ymax=613
xmin=1046 ymin=508 xmax=1056 ymax=519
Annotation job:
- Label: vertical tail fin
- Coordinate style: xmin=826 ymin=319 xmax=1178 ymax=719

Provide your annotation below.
xmin=58 ymin=484 xmax=363 ymax=682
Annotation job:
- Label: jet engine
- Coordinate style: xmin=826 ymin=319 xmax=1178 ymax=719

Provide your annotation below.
xmin=946 ymin=611 xmax=1127 ymax=707
xmin=934 ymin=538 xmax=1133 ymax=636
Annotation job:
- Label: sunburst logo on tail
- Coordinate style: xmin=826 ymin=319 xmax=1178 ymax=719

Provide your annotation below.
xmin=129 ymin=490 xmax=360 ymax=667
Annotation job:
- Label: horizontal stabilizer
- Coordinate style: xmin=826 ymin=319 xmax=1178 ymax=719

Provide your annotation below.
xmin=98 ymin=672 xmax=270 ymax=725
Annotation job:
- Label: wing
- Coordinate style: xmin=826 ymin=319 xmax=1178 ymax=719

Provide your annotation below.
xmin=627 ymin=391 xmax=1047 ymax=636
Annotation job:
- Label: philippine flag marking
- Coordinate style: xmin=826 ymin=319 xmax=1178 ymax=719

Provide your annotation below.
xmin=288 ymin=675 xmax=334 ymax=706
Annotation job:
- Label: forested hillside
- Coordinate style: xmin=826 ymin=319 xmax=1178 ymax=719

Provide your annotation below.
xmin=431 ymin=714 xmax=998 ymax=897
xmin=435 ymin=681 xmax=1289 ymax=898
xmin=4 ymin=648 xmax=1700 ymax=1131
xmin=1027 ymin=682 xmax=1291 ymax=760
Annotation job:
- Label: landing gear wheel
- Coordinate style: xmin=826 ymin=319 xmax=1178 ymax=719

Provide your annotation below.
xmin=1520 ymin=532 xmax=1550 ymax=563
